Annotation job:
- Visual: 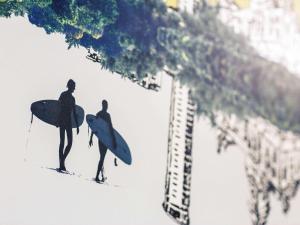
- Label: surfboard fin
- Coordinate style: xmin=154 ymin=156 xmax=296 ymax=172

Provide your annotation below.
xmin=30 ymin=112 xmax=33 ymax=124
xmin=114 ymin=157 xmax=118 ymax=166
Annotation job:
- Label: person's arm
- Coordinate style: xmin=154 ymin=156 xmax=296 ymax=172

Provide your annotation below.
xmin=73 ymin=99 xmax=79 ymax=134
xmin=56 ymin=94 xmax=62 ymax=127
xmin=108 ymin=114 xmax=117 ymax=149
xmin=90 ymin=112 xmax=100 ymax=147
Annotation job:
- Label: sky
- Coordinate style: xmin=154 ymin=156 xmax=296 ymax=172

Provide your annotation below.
xmin=206 ymin=0 xmax=300 ymax=15
xmin=0 ymin=16 xmax=299 ymax=225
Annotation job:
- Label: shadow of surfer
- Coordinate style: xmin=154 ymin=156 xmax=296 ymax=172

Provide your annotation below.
xmin=89 ymin=100 xmax=117 ymax=183
xmin=57 ymin=79 xmax=79 ymax=171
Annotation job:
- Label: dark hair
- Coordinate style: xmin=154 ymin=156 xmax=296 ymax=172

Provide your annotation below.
xmin=102 ymin=99 xmax=108 ymax=107
xmin=67 ymin=79 xmax=75 ymax=89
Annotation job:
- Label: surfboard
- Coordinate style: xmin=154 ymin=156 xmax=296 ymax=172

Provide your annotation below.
xmin=31 ymin=100 xmax=84 ymax=128
xmin=86 ymin=114 xmax=132 ymax=165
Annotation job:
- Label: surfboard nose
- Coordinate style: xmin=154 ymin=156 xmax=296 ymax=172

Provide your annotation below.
xmin=30 ymin=102 xmax=38 ymax=112
xmin=31 ymin=101 xmax=46 ymax=112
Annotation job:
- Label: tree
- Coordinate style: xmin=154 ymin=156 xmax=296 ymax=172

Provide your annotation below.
xmin=1 ymin=0 xmax=300 ymax=133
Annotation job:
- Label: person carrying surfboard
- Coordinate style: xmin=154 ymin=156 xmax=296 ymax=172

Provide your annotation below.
xmin=89 ymin=100 xmax=117 ymax=183
xmin=57 ymin=79 xmax=79 ymax=171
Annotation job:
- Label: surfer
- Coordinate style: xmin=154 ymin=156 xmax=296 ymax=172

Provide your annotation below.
xmin=57 ymin=79 xmax=79 ymax=171
xmin=89 ymin=100 xmax=117 ymax=183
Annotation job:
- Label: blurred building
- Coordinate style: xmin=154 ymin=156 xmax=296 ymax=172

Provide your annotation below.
xmin=212 ymin=1 xmax=300 ymax=222
xmin=216 ymin=114 xmax=300 ymax=225
xmin=162 ymin=80 xmax=195 ymax=225
xmin=162 ymin=1 xmax=196 ymax=225
xmin=215 ymin=0 xmax=300 ymax=75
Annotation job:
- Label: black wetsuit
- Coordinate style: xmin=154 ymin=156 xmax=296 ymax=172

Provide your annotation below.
xmin=95 ymin=110 xmax=115 ymax=179
xmin=58 ymin=91 xmax=76 ymax=169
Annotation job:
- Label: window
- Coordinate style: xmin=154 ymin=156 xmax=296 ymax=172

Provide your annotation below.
xmin=185 ymin=134 xmax=193 ymax=139
xmin=169 ymin=208 xmax=180 ymax=219
xmin=187 ymin=112 xmax=194 ymax=118
xmin=182 ymin=197 xmax=190 ymax=206
xmin=184 ymin=164 xmax=192 ymax=174
xmin=186 ymin=119 xmax=193 ymax=124
xmin=183 ymin=185 xmax=190 ymax=192
xmin=185 ymin=156 xmax=192 ymax=163
xmin=185 ymin=145 xmax=192 ymax=155
xmin=186 ymin=124 xmax=193 ymax=134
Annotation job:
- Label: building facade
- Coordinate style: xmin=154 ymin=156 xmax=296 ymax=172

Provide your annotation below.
xmin=208 ymin=2 xmax=300 ymax=224
xmin=216 ymin=114 xmax=300 ymax=225
xmin=216 ymin=0 xmax=300 ymax=75
xmin=162 ymin=1 xmax=196 ymax=225
xmin=162 ymin=80 xmax=195 ymax=225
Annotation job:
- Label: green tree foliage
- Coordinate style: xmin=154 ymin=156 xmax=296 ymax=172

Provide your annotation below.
xmin=1 ymin=0 xmax=300 ymax=133
xmin=175 ymin=7 xmax=300 ymax=133
xmin=0 ymin=0 xmax=27 ymax=17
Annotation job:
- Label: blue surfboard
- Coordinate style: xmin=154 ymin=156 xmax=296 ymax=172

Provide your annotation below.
xmin=31 ymin=100 xmax=84 ymax=128
xmin=86 ymin=114 xmax=132 ymax=165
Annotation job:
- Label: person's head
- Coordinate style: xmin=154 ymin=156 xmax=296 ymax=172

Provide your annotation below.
xmin=67 ymin=79 xmax=76 ymax=93
xmin=102 ymin=100 xmax=108 ymax=112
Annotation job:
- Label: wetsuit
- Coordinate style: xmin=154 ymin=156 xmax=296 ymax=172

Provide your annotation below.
xmin=58 ymin=91 xmax=76 ymax=170
xmin=95 ymin=110 xmax=115 ymax=180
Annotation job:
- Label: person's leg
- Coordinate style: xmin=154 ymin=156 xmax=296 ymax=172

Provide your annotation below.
xmin=59 ymin=127 xmax=65 ymax=170
xmin=96 ymin=142 xmax=107 ymax=181
xmin=62 ymin=126 xmax=73 ymax=169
